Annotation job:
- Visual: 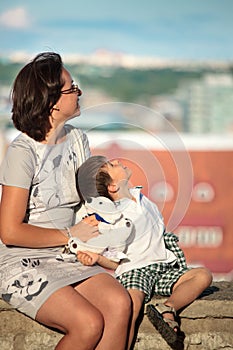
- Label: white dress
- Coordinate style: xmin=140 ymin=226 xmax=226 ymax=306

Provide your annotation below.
xmin=0 ymin=124 xmax=105 ymax=319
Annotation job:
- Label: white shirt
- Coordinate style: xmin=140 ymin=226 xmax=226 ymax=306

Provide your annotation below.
xmin=115 ymin=188 xmax=177 ymax=276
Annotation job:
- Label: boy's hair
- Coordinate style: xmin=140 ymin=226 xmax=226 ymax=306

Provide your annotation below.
xmin=77 ymin=155 xmax=113 ymax=202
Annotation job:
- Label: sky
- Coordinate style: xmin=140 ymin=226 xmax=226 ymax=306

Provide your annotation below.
xmin=0 ymin=0 xmax=233 ymax=61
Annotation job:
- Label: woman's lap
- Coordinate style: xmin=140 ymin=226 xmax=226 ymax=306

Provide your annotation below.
xmin=0 ymin=255 xmax=105 ymax=319
xmin=36 ymin=272 xmax=130 ymax=333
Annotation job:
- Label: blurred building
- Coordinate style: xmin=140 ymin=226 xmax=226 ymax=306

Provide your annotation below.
xmin=179 ymin=74 xmax=233 ymax=133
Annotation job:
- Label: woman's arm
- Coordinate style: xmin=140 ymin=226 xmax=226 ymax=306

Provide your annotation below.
xmin=0 ymin=185 xmax=99 ymax=248
xmin=0 ymin=185 xmax=68 ymax=247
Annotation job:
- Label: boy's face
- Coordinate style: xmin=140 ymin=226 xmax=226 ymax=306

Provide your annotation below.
xmin=104 ymin=159 xmax=132 ymax=185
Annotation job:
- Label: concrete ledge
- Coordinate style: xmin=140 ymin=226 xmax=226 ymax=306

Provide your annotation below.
xmin=0 ymin=281 xmax=233 ymax=350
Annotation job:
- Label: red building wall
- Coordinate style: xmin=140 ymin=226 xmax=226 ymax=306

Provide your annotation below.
xmin=91 ymin=140 xmax=233 ymax=280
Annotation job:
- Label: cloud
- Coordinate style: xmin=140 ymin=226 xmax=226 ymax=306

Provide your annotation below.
xmin=0 ymin=7 xmax=31 ymax=29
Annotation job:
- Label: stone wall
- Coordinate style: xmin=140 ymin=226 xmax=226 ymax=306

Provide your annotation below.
xmin=0 ymin=281 xmax=232 ymax=350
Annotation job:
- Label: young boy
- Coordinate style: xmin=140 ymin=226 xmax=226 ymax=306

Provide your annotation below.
xmin=76 ymin=155 xmax=213 ymax=348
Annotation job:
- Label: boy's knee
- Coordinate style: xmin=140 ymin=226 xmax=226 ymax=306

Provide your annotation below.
xmin=196 ymin=267 xmax=213 ymax=286
xmin=204 ymin=267 xmax=213 ymax=283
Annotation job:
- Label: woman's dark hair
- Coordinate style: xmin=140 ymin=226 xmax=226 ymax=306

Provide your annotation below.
xmin=12 ymin=52 xmax=64 ymax=141
xmin=77 ymin=155 xmax=113 ymax=202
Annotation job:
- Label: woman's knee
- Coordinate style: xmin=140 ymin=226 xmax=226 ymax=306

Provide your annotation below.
xmin=83 ymin=312 xmax=104 ymax=343
xmin=107 ymin=286 xmax=131 ymax=318
xmin=72 ymin=308 xmax=104 ymax=344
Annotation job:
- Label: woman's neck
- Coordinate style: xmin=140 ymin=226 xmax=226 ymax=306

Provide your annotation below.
xmin=42 ymin=123 xmax=66 ymax=145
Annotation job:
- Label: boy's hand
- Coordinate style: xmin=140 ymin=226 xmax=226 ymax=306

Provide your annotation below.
xmin=77 ymin=251 xmax=100 ymax=266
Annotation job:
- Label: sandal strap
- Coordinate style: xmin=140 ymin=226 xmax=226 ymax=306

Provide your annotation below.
xmin=164 ymin=318 xmax=179 ymax=330
xmin=155 ymin=303 xmax=176 ymax=317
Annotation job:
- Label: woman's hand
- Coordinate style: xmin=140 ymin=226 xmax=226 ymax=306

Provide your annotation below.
xmin=82 ymin=215 xmax=99 ymax=226
xmin=77 ymin=251 xmax=100 ymax=266
xmin=70 ymin=216 xmax=99 ymax=242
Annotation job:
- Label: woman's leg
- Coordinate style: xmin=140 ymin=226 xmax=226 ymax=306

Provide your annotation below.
xmin=127 ymin=289 xmax=145 ymax=350
xmin=76 ymin=273 xmax=131 ymax=350
xmin=36 ymin=285 xmax=104 ymax=350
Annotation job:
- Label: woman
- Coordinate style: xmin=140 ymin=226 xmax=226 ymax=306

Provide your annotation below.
xmin=0 ymin=52 xmax=131 ymax=350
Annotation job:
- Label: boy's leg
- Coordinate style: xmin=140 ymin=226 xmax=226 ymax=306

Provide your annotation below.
xmin=146 ymin=266 xmax=212 ymax=345
xmin=117 ymin=266 xmax=157 ymax=349
xmin=164 ymin=267 xmax=212 ymax=313
xmin=155 ymin=266 xmax=213 ymax=328
xmin=127 ymin=289 xmax=145 ymax=350
xmin=148 ymin=266 xmax=212 ymax=327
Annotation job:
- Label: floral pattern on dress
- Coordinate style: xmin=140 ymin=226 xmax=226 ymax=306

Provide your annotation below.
xmin=1 ymin=258 xmax=48 ymax=306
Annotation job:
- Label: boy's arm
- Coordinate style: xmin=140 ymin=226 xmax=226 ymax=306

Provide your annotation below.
xmin=97 ymin=253 xmax=119 ymax=270
xmin=77 ymin=251 xmax=119 ymax=270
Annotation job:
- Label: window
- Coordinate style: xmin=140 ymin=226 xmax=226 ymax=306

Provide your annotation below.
xmin=192 ymin=182 xmax=215 ymax=202
xmin=150 ymin=181 xmax=174 ymax=202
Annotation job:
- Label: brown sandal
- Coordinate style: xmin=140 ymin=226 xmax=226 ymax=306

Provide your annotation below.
xmin=146 ymin=303 xmax=179 ymax=344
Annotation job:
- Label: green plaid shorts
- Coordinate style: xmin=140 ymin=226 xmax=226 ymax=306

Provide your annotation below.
xmin=116 ymin=262 xmax=189 ymax=303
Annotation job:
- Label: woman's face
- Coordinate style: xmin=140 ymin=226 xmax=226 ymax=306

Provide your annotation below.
xmin=54 ymin=67 xmax=82 ymax=122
